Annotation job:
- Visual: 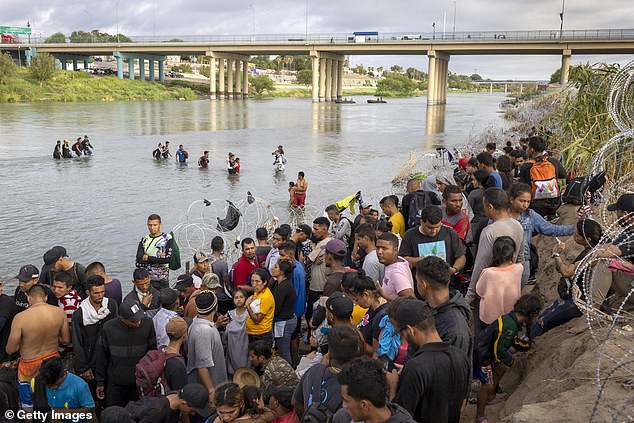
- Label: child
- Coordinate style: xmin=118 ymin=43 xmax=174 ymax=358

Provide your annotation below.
xmin=234 ymin=157 xmax=241 ymax=173
xmin=227 ymin=153 xmax=237 ymax=174
xmin=474 ymin=294 xmax=543 ymax=423
xmin=225 ymin=289 xmax=249 ymax=376
xmin=475 ymin=236 xmax=523 ymax=327
xmin=288 ymin=182 xmax=296 ymax=207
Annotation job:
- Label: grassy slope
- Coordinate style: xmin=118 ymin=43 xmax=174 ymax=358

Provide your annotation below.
xmin=0 ymin=69 xmax=197 ymax=103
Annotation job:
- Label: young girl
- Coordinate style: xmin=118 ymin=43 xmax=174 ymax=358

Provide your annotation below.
xmin=227 ymin=153 xmax=237 ymax=174
xmin=226 ymin=289 xmax=250 ymax=377
xmin=475 ymin=236 xmax=523 ymax=327
xmin=213 ymin=382 xmax=275 ymax=423
xmin=288 ymin=182 xmax=296 ymax=207
xmin=235 ymin=158 xmax=241 ymax=173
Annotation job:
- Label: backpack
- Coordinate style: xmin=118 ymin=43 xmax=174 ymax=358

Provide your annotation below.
xmin=562 ymin=176 xmax=589 ymax=205
xmin=300 ymin=366 xmax=339 ymax=423
xmin=528 ymin=158 xmax=559 ymax=200
xmin=407 ymin=191 xmax=435 ymax=228
xmin=126 ymin=396 xmax=159 ymax=420
xmin=168 ymin=232 xmax=181 ymax=271
xmin=135 ymin=347 xmax=179 ymax=397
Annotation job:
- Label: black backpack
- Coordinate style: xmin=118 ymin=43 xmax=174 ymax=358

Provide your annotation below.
xmin=407 ymin=191 xmax=436 ymax=228
xmin=562 ymin=176 xmax=589 ymax=205
xmin=300 ymin=367 xmax=339 ymax=423
xmin=126 ymin=396 xmax=160 ymax=421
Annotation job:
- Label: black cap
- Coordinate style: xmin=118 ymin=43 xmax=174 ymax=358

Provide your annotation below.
xmin=15 ymin=265 xmax=39 ymax=282
xmin=296 ymin=224 xmax=312 ymax=237
xmin=173 ymin=274 xmax=194 ymax=291
xmin=119 ymin=298 xmax=145 ymax=322
xmin=159 ymin=288 xmax=180 ymax=308
xmin=326 ymin=292 xmax=354 ymax=319
xmin=43 ymin=246 xmax=67 ymax=266
xmin=607 ymin=193 xmax=634 ymax=213
xmin=195 ymin=291 xmax=218 ymax=314
xmin=180 ymin=383 xmax=213 ymax=417
xmin=394 ymin=300 xmax=434 ymax=331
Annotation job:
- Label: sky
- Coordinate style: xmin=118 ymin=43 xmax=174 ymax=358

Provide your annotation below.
xmin=3 ymin=0 xmax=634 ymax=79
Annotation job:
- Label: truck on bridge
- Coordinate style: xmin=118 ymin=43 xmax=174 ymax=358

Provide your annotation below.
xmin=1 ymin=34 xmax=20 ymax=44
xmin=350 ymin=31 xmax=379 ymax=43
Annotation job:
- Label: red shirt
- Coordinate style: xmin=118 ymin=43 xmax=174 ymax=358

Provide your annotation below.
xmin=232 ymin=255 xmax=260 ymax=287
xmin=441 ymin=209 xmax=470 ymax=243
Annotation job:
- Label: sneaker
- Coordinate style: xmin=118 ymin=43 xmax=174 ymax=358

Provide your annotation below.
xmin=526 ymin=276 xmax=537 ymax=285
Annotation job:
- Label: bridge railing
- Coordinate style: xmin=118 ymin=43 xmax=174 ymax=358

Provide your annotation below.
xmin=20 ymin=28 xmax=634 ymax=45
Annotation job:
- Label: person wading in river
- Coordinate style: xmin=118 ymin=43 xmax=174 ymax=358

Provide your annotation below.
xmin=293 ymin=172 xmax=308 ymax=208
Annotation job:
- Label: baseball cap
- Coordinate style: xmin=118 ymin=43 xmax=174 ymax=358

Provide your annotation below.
xmin=193 ymin=250 xmax=209 ymax=264
xmin=16 ymin=265 xmax=39 ymax=282
xmin=165 ymin=316 xmax=188 ymax=339
xmin=326 ymin=292 xmax=354 ymax=319
xmin=180 ymin=384 xmax=213 ymax=418
xmin=43 ymin=246 xmax=67 ymax=266
xmin=159 ymin=288 xmax=180 ymax=308
xmin=394 ymin=300 xmax=434 ymax=331
xmin=119 ymin=298 xmax=145 ymax=322
xmin=195 ymin=291 xmax=218 ymax=314
xmin=174 ymin=274 xmax=194 ymax=291
xmin=607 ymin=193 xmax=634 ymax=213
xmin=296 ymin=224 xmax=312 ymax=237
xmin=201 ymin=273 xmax=222 ymax=290
xmin=360 ymin=201 xmax=372 ymax=209
xmin=325 ymin=239 xmax=347 ymax=257
xmin=458 ymin=158 xmax=470 ymax=168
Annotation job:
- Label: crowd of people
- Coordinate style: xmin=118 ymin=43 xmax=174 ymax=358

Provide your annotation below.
xmin=52 ymin=136 xmax=94 ymax=159
xmin=8 ymin=133 xmax=634 ymax=422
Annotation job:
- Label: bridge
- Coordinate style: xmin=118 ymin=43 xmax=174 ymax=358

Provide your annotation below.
xmin=3 ymin=28 xmax=634 ymax=105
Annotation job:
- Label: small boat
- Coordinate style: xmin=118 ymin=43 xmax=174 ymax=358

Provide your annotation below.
xmin=367 ymin=97 xmax=387 ymax=104
xmin=335 ymin=98 xmax=356 ymax=104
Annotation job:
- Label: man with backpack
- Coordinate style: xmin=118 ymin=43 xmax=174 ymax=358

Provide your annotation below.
xmin=137 ymin=316 xmax=188 ymax=397
xmin=401 ymin=179 xmax=442 ymax=230
xmin=519 ymin=136 xmax=567 ymax=221
xmin=125 ymin=383 xmax=212 ymax=423
xmin=136 ymin=214 xmax=175 ymax=291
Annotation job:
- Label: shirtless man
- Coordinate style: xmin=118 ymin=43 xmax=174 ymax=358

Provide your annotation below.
xmin=7 ymin=284 xmax=71 ymax=411
xmin=293 ymin=171 xmax=308 ymax=208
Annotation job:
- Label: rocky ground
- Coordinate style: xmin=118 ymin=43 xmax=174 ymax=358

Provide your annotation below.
xmin=461 ymin=204 xmax=634 ymax=422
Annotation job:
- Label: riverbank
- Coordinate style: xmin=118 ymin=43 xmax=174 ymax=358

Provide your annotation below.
xmin=0 ymin=68 xmax=198 ymax=102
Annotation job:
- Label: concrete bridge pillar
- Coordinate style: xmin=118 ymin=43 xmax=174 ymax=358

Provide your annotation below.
xmin=62 ymin=60 xmax=68 ymax=71
xmin=116 ymin=56 xmax=123 ymax=78
xmin=325 ymin=59 xmax=332 ymax=102
xmin=318 ymin=58 xmax=326 ymax=102
xmin=311 ymin=56 xmax=320 ymax=103
xmin=128 ymin=59 xmax=135 ymax=80
xmin=504 ymin=84 xmax=508 ymax=93
xmin=330 ymin=60 xmax=338 ymax=102
xmin=139 ymin=59 xmax=145 ymax=80
xmin=235 ymin=60 xmax=242 ymax=99
xmin=520 ymin=83 xmax=524 ymax=94
xmin=84 ymin=60 xmax=89 ymax=70
xmin=218 ymin=59 xmax=225 ymax=99
xmin=427 ymin=51 xmax=450 ymax=105
xmin=337 ymin=60 xmax=343 ymax=101
xmin=72 ymin=59 xmax=78 ymax=71
xmin=242 ymin=60 xmax=249 ymax=98
xmin=561 ymin=50 xmax=572 ymax=85
xmin=227 ymin=59 xmax=234 ymax=99
xmin=210 ymin=59 xmax=217 ymax=100
xmin=158 ymin=60 xmax=164 ymax=83
xmin=149 ymin=59 xmax=155 ymax=81
xmin=490 ymin=83 xmax=493 ymax=93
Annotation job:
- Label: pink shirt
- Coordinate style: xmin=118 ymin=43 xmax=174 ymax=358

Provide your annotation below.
xmin=476 ymin=263 xmax=523 ymax=325
xmin=382 ymin=257 xmax=414 ymax=300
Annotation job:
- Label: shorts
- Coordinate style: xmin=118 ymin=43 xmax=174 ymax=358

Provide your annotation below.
xmin=18 ymin=352 xmax=60 ymax=407
xmin=475 ymin=361 xmax=499 ymax=385
xmin=293 ymin=193 xmax=306 ymax=207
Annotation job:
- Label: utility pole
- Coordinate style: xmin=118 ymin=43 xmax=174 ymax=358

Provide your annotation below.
xmin=305 ymin=0 xmax=308 ymax=41
xmin=559 ymin=0 xmax=565 ymax=39
xmin=443 ymin=11 xmax=446 ymax=40
xmin=452 ymin=1 xmax=456 ymax=37
xmin=26 ymin=20 xmax=30 ymax=44
xmin=115 ymin=0 xmax=120 ymax=43
xmin=250 ymin=4 xmax=256 ymax=40
xmin=83 ymin=9 xmax=93 ymax=42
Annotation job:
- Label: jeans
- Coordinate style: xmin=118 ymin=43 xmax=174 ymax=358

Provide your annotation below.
xmin=531 ymin=298 xmax=582 ymax=337
xmin=248 ymin=332 xmax=273 ymax=347
xmin=275 ymin=316 xmax=297 ymax=365
xmin=105 ymin=382 xmax=138 ymax=407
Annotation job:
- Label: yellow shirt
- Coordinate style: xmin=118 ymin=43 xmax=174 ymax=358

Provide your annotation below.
xmin=246 ymin=288 xmax=275 ymax=335
xmin=351 ymin=305 xmax=368 ymax=326
xmin=389 ymin=212 xmax=406 ymax=238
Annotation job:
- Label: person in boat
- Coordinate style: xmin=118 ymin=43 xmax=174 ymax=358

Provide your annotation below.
xmin=162 ymin=141 xmax=172 ymax=159
xmin=53 ymin=141 xmax=62 ymax=160
xmin=153 ymin=143 xmax=164 ymax=160
xmin=62 ymin=140 xmax=72 ymax=158
xmin=71 ymin=138 xmax=83 ymax=157
xmin=81 ymin=135 xmax=94 ymax=156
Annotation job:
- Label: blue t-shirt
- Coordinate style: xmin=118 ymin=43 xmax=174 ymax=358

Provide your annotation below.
xmin=45 ymin=373 xmax=95 ymax=423
xmin=293 ymin=261 xmax=307 ymax=318
xmin=176 ymin=149 xmax=187 ymax=162
xmin=490 ymin=171 xmax=503 ymax=189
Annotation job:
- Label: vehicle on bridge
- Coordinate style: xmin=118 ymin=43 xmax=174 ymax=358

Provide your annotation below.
xmin=349 ymin=31 xmax=379 ymax=43
xmin=1 ymin=34 xmax=20 ymax=44
xmin=401 ymin=34 xmax=428 ymax=41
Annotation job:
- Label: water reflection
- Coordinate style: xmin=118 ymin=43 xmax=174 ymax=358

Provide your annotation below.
xmin=425 ymin=104 xmax=447 ymax=149
xmin=311 ymin=102 xmax=342 ymax=135
xmin=210 ymin=100 xmax=250 ymax=132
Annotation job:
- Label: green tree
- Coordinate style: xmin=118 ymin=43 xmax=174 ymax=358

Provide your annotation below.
xmin=470 ymin=73 xmax=483 ymax=81
xmin=251 ymin=56 xmax=275 ymax=69
xmin=45 ymin=32 xmax=66 ymax=43
xmin=250 ymin=74 xmax=275 ymax=96
xmin=352 ymin=65 xmax=366 ymax=75
xmin=199 ymin=65 xmax=210 ymax=78
xmin=550 ymin=67 xmax=562 ymax=83
xmin=296 ymin=69 xmax=312 ymax=87
xmin=29 ymin=52 xmax=57 ymax=86
xmin=108 ymin=33 xmax=132 ymax=43
xmin=168 ymin=38 xmax=184 ymax=42
xmin=376 ymin=73 xmax=417 ymax=96
xmin=0 ymin=52 xmax=17 ymax=84
xmin=390 ymin=65 xmax=403 ymax=73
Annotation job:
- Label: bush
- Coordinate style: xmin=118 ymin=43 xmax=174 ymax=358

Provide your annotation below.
xmin=45 ymin=32 xmax=66 ymax=43
xmin=250 ymin=74 xmax=275 ymax=96
xmin=296 ymin=69 xmax=312 ymax=87
xmin=172 ymin=64 xmax=192 ymax=73
xmin=30 ymin=53 xmax=57 ymax=86
xmin=0 ymin=52 xmax=17 ymax=84
xmin=376 ymin=73 xmax=417 ymax=96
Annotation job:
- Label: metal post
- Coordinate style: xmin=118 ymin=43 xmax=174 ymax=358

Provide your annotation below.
xmin=452 ymin=1 xmax=456 ymax=37
xmin=559 ymin=0 xmax=565 ymax=39
xmin=250 ymin=4 xmax=255 ymax=39
xmin=116 ymin=0 xmax=120 ymax=43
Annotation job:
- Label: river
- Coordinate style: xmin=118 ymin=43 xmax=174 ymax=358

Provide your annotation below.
xmin=0 ymin=93 xmax=507 ymax=289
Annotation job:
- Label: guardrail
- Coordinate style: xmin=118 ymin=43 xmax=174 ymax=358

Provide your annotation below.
xmin=12 ymin=28 xmax=634 ymax=45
